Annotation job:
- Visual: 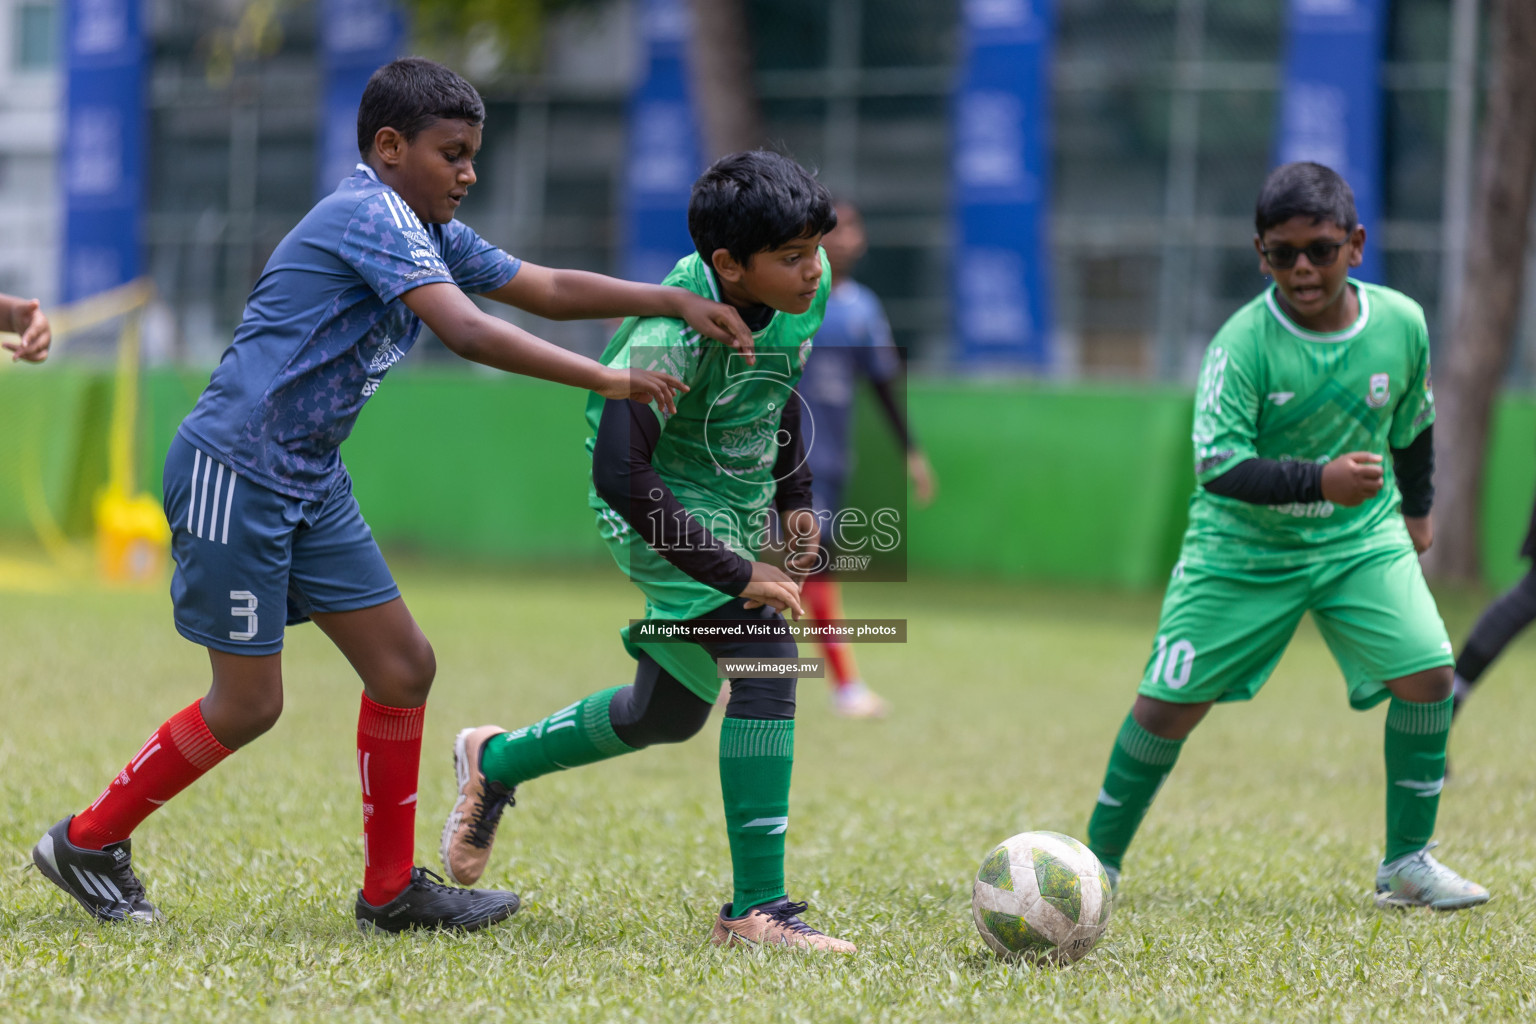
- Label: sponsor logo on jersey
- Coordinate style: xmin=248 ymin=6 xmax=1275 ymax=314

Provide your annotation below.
xmin=368 ymin=340 xmax=405 ymax=375
xmin=1271 ymin=500 xmax=1335 ymax=518
xmin=715 ymin=422 xmax=773 ymax=460
xmin=1367 ymin=372 xmax=1391 ymax=408
xmin=1267 ymin=392 xmax=1295 ymax=405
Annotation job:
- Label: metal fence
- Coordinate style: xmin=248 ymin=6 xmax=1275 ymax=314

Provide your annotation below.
xmin=130 ymin=0 xmax=1525 ymax=379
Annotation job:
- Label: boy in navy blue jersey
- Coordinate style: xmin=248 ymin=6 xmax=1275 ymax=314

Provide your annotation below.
xmin=31 ymin=58 xmax=753 ymax=933
xmin=798 ymin=201 xmax=935 ymax=718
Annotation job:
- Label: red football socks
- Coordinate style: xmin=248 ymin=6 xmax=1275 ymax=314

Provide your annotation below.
xmin=357 ymin=694 xmax=425 ymax=906
xmin=803 ymin=575 xmax=858 ymax=689
xmin=68 ymin=700 xmax=233 ymax=850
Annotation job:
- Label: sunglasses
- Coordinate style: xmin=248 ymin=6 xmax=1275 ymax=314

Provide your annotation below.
xmin=1260 ymin=239 xmax=1349 ymax=270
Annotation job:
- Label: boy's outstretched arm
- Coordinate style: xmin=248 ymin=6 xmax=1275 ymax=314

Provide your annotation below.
xmin=402 ymin=283 xmax=686 ymax=413
xmin=484 ymin=263 xmax=756 ymax=363
xmin=1 ymin=295 xmax=51 ymax=363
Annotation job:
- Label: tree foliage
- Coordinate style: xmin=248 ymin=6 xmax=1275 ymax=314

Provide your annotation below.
xmin=405 ymin=0 xmax=609 ymax=73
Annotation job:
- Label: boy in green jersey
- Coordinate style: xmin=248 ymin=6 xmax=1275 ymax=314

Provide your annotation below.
xmin=439 ymin=151 xmax=857 ymax=951
xmin=1086 ymin=162 xmax=1489 ymax=911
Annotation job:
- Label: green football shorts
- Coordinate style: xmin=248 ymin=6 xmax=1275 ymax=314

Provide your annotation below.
xmin=598 ymin=509 xmax=735 ymax=702
xmin=1137 ymin=543 xmax=1453 ymax=710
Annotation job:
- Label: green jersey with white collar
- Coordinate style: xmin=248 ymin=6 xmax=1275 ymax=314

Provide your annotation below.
xmin=1183 ymin=280 xmax=1435 ymax=570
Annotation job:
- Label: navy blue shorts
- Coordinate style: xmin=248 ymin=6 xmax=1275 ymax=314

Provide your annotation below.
xmin=162 ymin=433 xmax=399 ymax=655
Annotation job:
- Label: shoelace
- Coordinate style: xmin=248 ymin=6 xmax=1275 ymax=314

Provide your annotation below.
xmin=105 ymin=856 xmax=148 ymax=904
xmin=464 ymin=785 xmax=515 ymax=850
xmin=1394 ymin=841 xmax=1442 ymax=874
xmin=410 ymin=867 xmax=463 ymax=894
xmin=762 ymin=899 xmax=820 ymax=936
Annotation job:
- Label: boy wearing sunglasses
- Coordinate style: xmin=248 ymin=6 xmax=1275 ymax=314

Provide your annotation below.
xmin=1082 ymin=161 xmax=1488 ymax=911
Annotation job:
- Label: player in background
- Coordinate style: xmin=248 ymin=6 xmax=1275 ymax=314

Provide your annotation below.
xmin=440 ymin=151 xmax=857 ymax=953
xmin=798 ymin=201 xmax=936 ymax=719
xmin=31 ymin=58 xmax=757 ymax=933
xmin=2 ymin=293 xmax=51 ymax=364
xmin=1445 ymin=505 xmax=1536 ymax=723
xmin=1084 ymin=162 xmax=1489 ymax=911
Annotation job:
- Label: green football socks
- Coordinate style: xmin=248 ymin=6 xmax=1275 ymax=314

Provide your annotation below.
xmin=480 ymin=687 xmax=636 ymax=789
xmin=1087 ymin=713 xmax=1185 ymax=871
xmin=1382 ymin=695 xmax=1451 ymax=864
xmin=718 ymin=717 xmax=795 ymax=914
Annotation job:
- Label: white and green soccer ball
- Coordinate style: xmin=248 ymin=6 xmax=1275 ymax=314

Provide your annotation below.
xmin=971 ymin=830 xmax=1113 ymax=964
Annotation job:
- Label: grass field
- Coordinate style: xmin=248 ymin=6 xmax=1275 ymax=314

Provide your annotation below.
xmin=3 ymin=562 xmax=1535 ymax=1022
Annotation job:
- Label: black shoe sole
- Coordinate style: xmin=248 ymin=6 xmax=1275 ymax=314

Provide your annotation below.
xmin=355 ymin=894 xmax=521 ymax=935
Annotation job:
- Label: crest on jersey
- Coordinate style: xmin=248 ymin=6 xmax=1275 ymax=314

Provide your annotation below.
xmin=1367 ymin=372 xmax=1391 ymax=408
xmin=368 ymin=340 xmax=405 ymax=375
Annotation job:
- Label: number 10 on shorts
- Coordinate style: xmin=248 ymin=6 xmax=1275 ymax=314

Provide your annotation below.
xmin=1150 ymin=635 xmax=1196 ymax=690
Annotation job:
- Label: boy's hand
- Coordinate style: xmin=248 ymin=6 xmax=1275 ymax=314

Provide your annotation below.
xmin=781 ymin=508 xmax=823 ymax=582
xmin=1404 ymin=514 xmax=1433 ymax=554
xmin=3 ymin=299 xmax=51 ymax=363
xmin=1320 ymin=451 xmax=1384 ymax=507
xmin=672 ymin=290 xmax=755 ymax=365
xmin=907 ymin=451 xmax=937 ymax=507
xmin=598 ymin=367 xmax=688 ymax=416
xmin=741 ymin=560 xmax=805 ymax=619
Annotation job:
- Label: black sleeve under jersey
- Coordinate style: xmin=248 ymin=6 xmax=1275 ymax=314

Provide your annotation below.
xmin=1391 ymin=424 xmax=1435 ymax=517
xmin=1203 ymin=458 xmax=1325 ymax=506
xmin=591 ymin=399 xmax=754 ymax=596
xmin=867 ymin=375 xmax=916 ymax=453
xmin=773 ymin=395 xmax=815 ymax=513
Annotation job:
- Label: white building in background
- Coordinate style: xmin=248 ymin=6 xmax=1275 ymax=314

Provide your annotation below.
xmin=0 ymin=0 xmax=60 ymax=305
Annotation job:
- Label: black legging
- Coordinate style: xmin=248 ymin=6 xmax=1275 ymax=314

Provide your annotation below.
xmin=1456 ymin=568 xmax=1536 ymax=685
xmin=609 ymin=598 xmax=798 ymax=749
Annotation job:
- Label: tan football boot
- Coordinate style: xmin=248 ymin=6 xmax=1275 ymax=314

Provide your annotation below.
xmin=709 ymin=897 xmax=857 ymax=953
xmin=439 ymin=725 xmax=514 ymax=886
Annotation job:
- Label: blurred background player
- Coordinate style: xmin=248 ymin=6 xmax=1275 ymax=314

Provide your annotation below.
xmin=798 ymin=201 xmax=936 ymax=719
xmin=1448 ymin=496 xmax=1536 ymax=724
xmin=440 ymin=151 xmax=857 ymax=953
xmin=1084 ymin=162 xmax=1489 ymax=911
xmin=29 ymin=58 xmax=754 ymax=932
xmin=1 ymin=294 xmax=51 ymax=364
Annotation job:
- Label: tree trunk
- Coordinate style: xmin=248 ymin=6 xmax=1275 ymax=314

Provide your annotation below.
xmin=1428 ymin=0 xmax=1536 ymax=582
xmin=687 ymin=0 xmax=765 ymax=158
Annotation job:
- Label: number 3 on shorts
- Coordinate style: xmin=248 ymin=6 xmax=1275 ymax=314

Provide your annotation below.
xmin=1150 ymin=635 xmax=1196 ymax=689
xmin=229 ymin=590 xmax=258 ymax=642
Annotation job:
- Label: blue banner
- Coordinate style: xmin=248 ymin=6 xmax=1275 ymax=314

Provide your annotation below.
xmin=61 ymin=0 xmax=145 ymax=302
xmin=952 ymin=0 xmax=1055 ymax=368
xmin=318 ymin=0 xmax=405 ymax=198
xmin=623 ymin=0 xmax=702 ymax=285
xmin=1276 ymin=0 xmax=1387 ymax=282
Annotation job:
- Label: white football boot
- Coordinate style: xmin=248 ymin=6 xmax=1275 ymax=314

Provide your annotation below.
xmin=1374 ymin=843 xmax=1490 ymax=910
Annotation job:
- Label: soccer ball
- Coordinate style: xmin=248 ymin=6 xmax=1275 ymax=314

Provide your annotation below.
xmin=971 ymin=830 xmax=1113 ymax=964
